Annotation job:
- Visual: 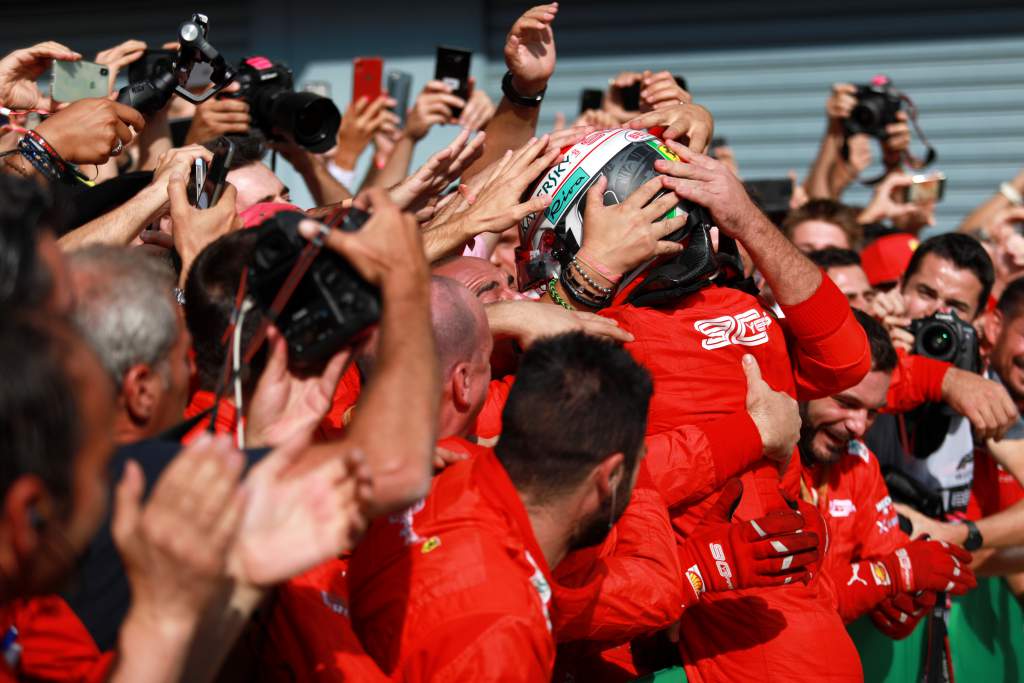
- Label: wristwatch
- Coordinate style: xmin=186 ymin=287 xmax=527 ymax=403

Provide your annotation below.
xmin=962 ymin=519 xmax=983 ymax=551
xmin=501 ymin=71 xmax=545 ymax=107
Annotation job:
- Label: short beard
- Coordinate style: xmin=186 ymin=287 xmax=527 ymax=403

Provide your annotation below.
xmin=569 ymin=473 xmax=633 ymax=552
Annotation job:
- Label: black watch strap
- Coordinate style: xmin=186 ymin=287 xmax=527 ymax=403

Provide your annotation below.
xmin=501 ymin=71 xmax=545 ymax=107
xmin=962 ymin=519 xmax=983 ymax=551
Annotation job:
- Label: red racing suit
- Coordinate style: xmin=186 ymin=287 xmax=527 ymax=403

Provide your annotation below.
xmin=804 ymin=440 xmax=910 ymax=623
xmin=347 ymin=440 xmax=556 ymax=681
xmin=552 ymin=462 xmax=685 ymax=682
xmin=600 ymin=276 xmax=870 ymax=683
xmin=253 ymin=558 xmax=388 ymax=682
xmin=0 ymin=596 xmax=114 ymax=683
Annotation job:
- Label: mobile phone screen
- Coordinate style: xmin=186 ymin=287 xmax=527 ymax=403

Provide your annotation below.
xmin=580 ymin=89 xmax=603 ymax=114
xmin=203 ymin=140 xmax=237 ymax=208
xmin=188 ymin=159 xmax=208 ymax=208
xmin=434 ymin=46 xmax=471 ymax=118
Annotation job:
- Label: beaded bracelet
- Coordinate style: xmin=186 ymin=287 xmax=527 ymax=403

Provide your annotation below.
xmin=18 ymin=136 xmax=61 ymax=181
xmin=571 ymin=257 xmax=613 ymax=295
xmin=548 ymin=277 xmax=575 ymax=310
xmin=576 ymin=249 xmax=622 ymax=284
xmin=560 ymin=268 xmax=611 ymax=308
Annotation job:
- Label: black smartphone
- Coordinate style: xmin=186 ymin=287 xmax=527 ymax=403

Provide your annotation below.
xmin=203 ymin=139 xmax=237 ymax=208
xmin=579 ymin=88 xmax=603 ymax=114
xmin=674 ymin=75 xmax=688 ymax=92
xmin=617 ymin=81 xmax=641 ymax=112
xmin=743 ymin=178 xmax=793 ymax=223
xmin=434 ymin=46 xmax=471 ymax=118
xmin=387 ymin=71 xmax=413 ymax=129
xmin=128 ymin=49 xmax=176 ymax=85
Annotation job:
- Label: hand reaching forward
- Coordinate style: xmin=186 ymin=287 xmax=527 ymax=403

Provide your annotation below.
xmin=504 ymin=3 xmax=559 ymax=96
xmin=229 ymin=439 xmax=373 ymax=586
xmin=112 ymin=433 xmax=246 ymax=627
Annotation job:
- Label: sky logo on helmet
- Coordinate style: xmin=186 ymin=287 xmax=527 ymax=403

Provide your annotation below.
xmin=546 ymin=168 xmax=591 ymax=224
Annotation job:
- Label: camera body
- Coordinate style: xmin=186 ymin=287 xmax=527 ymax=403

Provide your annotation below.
xmin=233 ymin=57 xmax=341 ymax=153
xmin=910 ymin=311 xmax=980 ymax=374
xmin=845 ymin=81 xmax=902 ymax=139
xmin=247 ymin=210 xmax=380 ymax=368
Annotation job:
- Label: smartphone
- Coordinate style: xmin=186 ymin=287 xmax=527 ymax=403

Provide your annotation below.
xmin=51 ymin=60 xmax=110 ymax=103
xmin=434 ymin=46 xmax=471 ymax=118
xmin=386 ymin=71 xmax=413 ymax=129
xmin=709 ymin=137 xmax=729 ymax=158
xmin=616 ymin=81 xmax=641 ymax=112
xmin=896 ymin=173 xmax=946 ymax=204
xmin=674 ymin=75 xmax=689 ymax=92
xmin=579 ymin=88 xmax=603 ymax=114
xmin=743 ymin=178 xmax=793 ymax=223
xmin=128 ymin=49 xmax=176 ymax=85
xmin=187 ymin=158 xmax=208 ymax=208
xmin=204 ymin=139 xmax=237 ymax=207
xmin=353 ymin=57 xmax=383 ymax=103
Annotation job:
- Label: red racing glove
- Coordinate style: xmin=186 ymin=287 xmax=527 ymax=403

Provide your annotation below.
xmin=679 ymin=478 xmax=820 ymax=602
xmin=870 ymin=591 xmax=937 ymax=640
xmin=882 ymin=539 xmax=976 ymax=595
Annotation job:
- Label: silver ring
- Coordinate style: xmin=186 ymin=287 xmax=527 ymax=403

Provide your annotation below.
xmin=111 ymin=140 xmax=124 ymax=156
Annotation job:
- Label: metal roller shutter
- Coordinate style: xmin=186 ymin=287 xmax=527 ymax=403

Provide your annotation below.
xmin=485 ymin=1 xmax=1024 ymax=232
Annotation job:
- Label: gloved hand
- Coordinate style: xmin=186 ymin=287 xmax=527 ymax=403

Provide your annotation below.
xmin=882 ymin=539 xmax=976 ymax=596
xmin=680 ymin=479 xmax=819 ymax=602
xmin=870 ymin=591 xmax=937 ymax=640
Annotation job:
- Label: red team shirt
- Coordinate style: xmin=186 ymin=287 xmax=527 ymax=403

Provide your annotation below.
xmin=601 ymin=276 xmax=870 ymax=683
xmin=347 ymin=441 xmax=557 ymax=682
xmin=806 ymin=440 xmax=910 ymax=623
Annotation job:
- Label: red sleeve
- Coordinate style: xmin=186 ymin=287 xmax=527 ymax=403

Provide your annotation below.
xmin=779 ymin=274 xmax=871 ymax=401
xmin=400 ymin=613 xmax=551 ymax=683
xmin=551 ymin=462 xmax=683 ymax=644
xmin=472 ymin=376 xmax=515 ymax=439
xmin=644 ymin=412 xmax=763 ymax=509
xmin=884 ymin=351 xmax=950 ymax=414
xmin=14 ymin=596 xmax=115 ymax=683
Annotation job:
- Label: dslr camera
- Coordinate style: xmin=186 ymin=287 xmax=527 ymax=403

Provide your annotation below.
xmin=247 ymin=210 xmax=380 ymax=368
xmin=231 ymin=57 xmax=341 ymax=153
xmin=844 ymin=77 xmax=902 ymax=139
xmin=910 ymin=311 xmax=980 ymax=374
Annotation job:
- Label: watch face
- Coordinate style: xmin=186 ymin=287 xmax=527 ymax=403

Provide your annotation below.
xmin=964 ymin=522 xmax=983 ymax=551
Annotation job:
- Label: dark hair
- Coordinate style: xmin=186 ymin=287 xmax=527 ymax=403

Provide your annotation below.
xmin=495 ymin=332 xmax=653 ymax=498
xmin=0 ymin=312 xmax=80 ymax=506
xmin=782 ymin=199 xmax=863 ymax=250
xmin=852 ymin=309 xmax=897 ymax=374
xmin=903 ymin=233 xmax=994 ymax=316
xmin=997 ymin=276 xmax=1024 ymax=323
xmin=807 ymin=247 xmax=862 ymax=270
xmin=184 ymin=227 xmax=266 ymax=393
xmin=201 ymin=134 xmax=267 ymax=171
xmin=0 ymin=175 xmax=57 ymax=308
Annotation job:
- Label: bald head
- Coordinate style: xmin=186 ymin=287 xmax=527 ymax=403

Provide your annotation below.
xmin=430 ymin=276 xmax=493 ymax=439
xmin=430 ymin=276 xmax=489 ymax=376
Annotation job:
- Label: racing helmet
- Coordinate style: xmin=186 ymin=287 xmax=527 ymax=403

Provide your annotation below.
xmin=515 ymin=128 xmax=731 ymax=306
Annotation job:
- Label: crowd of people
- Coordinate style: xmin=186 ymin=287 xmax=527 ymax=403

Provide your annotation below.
xmin=1 ymin=2 xmax=1023 ymax=681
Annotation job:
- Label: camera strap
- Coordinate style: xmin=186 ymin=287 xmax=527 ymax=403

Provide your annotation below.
xmin=207 ymin=231 xmax=327 ymax=434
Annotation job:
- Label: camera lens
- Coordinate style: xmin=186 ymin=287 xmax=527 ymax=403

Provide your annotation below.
xmin=851 ymin=100 xmax=882 ymax=130
xmin=269 ymin=91 xmax=341 ymax=153
xmin=922 ymin=326 xmax=955 ymax=358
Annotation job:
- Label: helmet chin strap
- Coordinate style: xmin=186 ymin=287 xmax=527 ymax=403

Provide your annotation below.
xmin=624 ymin=225 xmax=759 ymax=307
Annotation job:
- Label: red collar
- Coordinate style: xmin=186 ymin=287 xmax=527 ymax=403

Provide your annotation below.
xmin=471 ymin=449 xmax=554 ymax=588
xmin=182 ymin=390 xmax=241 ymax=443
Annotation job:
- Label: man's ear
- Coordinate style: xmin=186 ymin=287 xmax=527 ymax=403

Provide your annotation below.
xmin=593 ymin=452 xmax=625 ymax=498
xmin=3 ymin=476 xmax=48 ymax=569
xmin=982 ymin=308 xmax=1004 ymax=349
xmin=122 ymin=364 xmax=159 ymax=423
xmin=451 ymin=362 xmax=472 ymax=411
